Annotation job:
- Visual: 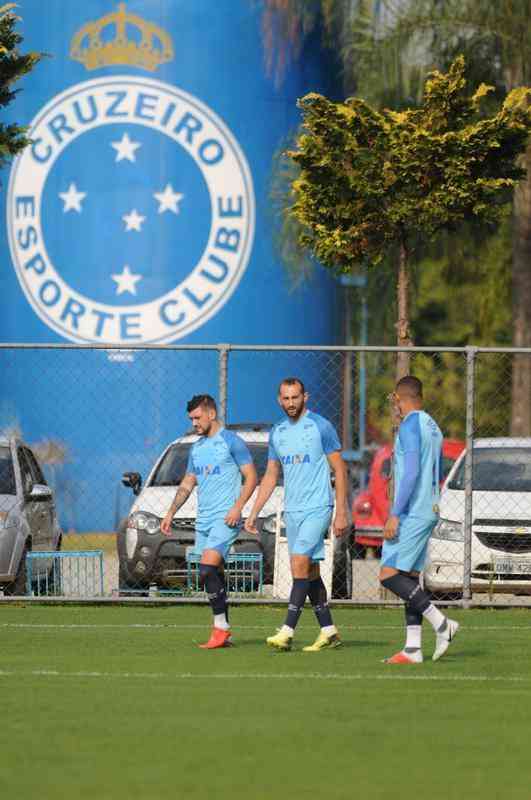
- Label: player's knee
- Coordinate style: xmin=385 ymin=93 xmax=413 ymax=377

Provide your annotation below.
xmin=291 ymin=556 xmax=310 ymax=579
xmin=199 ymin=563 xmax=217 ymax=589
xmin=379 ymin=566 xmax=397 ymax=584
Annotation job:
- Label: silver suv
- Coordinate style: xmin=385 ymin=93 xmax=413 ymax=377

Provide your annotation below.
xmin=0 ymin=438 xmax=63 ymax=595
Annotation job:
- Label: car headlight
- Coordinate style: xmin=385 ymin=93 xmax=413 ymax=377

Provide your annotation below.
xmin=432 ymin=519 xmax=463 ymax=542
xmin=128 ymin=511 xmax=161 ymax=535
xmin=262 ymin=513 xmax=285 ymax=534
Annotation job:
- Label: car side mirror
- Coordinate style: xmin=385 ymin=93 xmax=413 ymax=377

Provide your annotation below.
xmin=122 ymin=471 xmax=142 ymax=496
xmin=30 ymin=483 xmax=52 ymax=501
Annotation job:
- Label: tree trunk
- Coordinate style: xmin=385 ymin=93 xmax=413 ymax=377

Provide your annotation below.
xmin=511 ymin=144 xmax=531 ymax=436
xmin=390 ymin=240 xmax=414 ymax=488
xmin=395 ymin=240 xmax=413 ymax=382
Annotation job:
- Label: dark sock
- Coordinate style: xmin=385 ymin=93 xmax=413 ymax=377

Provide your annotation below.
xmin=285 ymin=578 xmax=309 ymax=630
xmin=199 ymin=564 xmax=227 ymax=616
xmin=404 ymin=576 xmax=423 ymax=627
xmin=308 ymin=577 xmax=334 ymax=628
xmin=381 ymin=573 xmax=431 ymax=615
xmin=219 ymin=567 xmax=229 ymax=623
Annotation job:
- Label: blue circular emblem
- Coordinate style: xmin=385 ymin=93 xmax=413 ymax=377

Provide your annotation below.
xmin=7 ymin=76 xmax=255 ymax=343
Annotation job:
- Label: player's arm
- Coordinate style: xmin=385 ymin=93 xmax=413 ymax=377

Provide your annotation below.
xmin=161 ymin=472 xmax=197 ymax=535
xmin=317 ymin=418 xmax=349 ymax=538
xmin=327 ymin=450 xmax=349 ymax=537
xmin=225 ymin=462 xmax=258 ymax=527
xmin=244 ymin=459 xmax=281 ymax=534
xmin=224 ymin=434 xmax=258 ymax=527
xmin=383 ymin=416 xmax=421 ymax=540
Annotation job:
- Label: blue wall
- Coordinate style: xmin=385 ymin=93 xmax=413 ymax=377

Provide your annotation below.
xmin=0 ymin=1 xmax=340 ymax=530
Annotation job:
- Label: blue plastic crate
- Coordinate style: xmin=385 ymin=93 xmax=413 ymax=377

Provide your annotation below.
xmin=186 ymin=552 xmax=263 ymax=594
xmin=26 ymin=550 xmax=104 ymax=597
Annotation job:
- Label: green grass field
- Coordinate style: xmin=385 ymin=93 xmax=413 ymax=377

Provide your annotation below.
xmin=1 ymin=604 xmax=530 ymax=800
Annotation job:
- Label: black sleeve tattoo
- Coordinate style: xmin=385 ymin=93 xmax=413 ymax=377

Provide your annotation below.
xmin=170 ymin=485 xmax=192 ymax=513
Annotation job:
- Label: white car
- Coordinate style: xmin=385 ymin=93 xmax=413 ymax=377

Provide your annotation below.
xmin=118 ymin=425 xmax=283 ymax=593
xmin=425 ymin=438 xmax=531 ymax=598
xmin=118 ymin=423 xmax=353 ymax=596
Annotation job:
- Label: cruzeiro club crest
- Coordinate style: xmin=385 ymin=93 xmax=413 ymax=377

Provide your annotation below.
xmin=7 ymin=7 xmax=255 ymax=344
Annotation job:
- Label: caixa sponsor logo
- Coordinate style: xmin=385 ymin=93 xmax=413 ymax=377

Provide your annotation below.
xmin=7 ymin=77 xmax=255 ymax=344
xmin=194 ymin=465 xmax=221 ymax=476
xmin=280 ymin=454 xmax=311 ymax=465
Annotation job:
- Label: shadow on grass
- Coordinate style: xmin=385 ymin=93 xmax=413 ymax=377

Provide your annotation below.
xmin=227 ymin=637 xmax=386 ymax=649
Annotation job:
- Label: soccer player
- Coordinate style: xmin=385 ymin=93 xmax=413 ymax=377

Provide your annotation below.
xmin=245 ymin=377 xmax=348 ymax=651
xmin=379 ymin=375 xmax=459 ymax=664
xmin=161 ymin=394 xmax=257 ymax=649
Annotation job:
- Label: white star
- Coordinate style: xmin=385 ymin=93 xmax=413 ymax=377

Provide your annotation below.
xmin=111 ymin=133 xmax=141 ymax=163
xmin=111 ymin=265 xmax=142 ymax=296
xmin=153 ymin=183 xmax=184 ymax=214
xmin=59 ymin=183 xmax=86 ymax=213
xmin=122 ymin=209 xmax=146 ymax=232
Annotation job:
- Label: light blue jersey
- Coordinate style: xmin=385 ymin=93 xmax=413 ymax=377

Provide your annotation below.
xmin=268 ymin=410 xmax=341 ymax=512
xmin=391 ymin=410 xmax=443 ymax=520
xmin=186 ymin=429 xmax=252 ymax=529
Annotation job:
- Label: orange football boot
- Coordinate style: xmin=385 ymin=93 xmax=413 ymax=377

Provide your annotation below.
xmin=199 ymin=627 xmax=233 ymax=649
xmin=382 ymin=650 xmax=422 ymax=664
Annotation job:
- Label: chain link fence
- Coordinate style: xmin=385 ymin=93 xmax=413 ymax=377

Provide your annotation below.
xmin=1 ymin=343 xmax=531 ymax=607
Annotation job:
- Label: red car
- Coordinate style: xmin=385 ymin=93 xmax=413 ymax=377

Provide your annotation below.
xmin=352 ymin=439 xmax=465 ymax=555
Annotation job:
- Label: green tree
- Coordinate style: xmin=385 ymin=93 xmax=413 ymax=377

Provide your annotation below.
xmin=362 ymin=210 xmax=513 ymax=441
xmin=381 ymin=0 xmax=531 ymax=436
xmin=288 ymin=57 xmax=531 ymax=380
xmin=263 ymin=0 xmax=531 ymax=434
xmin=0 ymin=4 xmax=42 ymax=174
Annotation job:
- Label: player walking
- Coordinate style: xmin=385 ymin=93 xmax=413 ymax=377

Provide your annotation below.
xmin=245 ymin=377 xmax=348 ymax=651
xmin=380 ymin=376 xmax=459 ymax=663
xmin=161 ymin=394 xmax=257 ymax=649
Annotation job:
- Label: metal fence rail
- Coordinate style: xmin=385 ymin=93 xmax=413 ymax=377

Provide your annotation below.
xmin=1 ymin=342 xmax=531 ymax=607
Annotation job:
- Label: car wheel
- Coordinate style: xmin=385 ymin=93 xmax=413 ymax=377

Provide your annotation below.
xmin=350 ymin=541 xmax=367 ymax=560
xmin=331 ymin=535 xmax=349 ymax=599
xmin=332 ymin=564 xmax=349 ymax=599
xmin=118 ymin=563 xmax=149 ymax=597
xmin=36 ymin=537 xmax=63 ymax=596
xmin=429 ymin=590 xmax=463 ymax=602
xmin=5 ymin=545 xmax=29 ymax=596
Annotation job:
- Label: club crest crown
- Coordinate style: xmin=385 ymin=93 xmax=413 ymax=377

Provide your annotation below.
xmin=70 ymin=3 xmax=174 ymax=72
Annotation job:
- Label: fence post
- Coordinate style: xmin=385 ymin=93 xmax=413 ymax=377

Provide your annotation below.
xmin=462 ymin=346 xmax=476 ymax=607
xmin=218 ymin=344 xmax=230 ymax=424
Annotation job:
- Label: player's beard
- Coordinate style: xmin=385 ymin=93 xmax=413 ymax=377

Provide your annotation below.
xmin=284 ymin=402 xmax=305 ymax=421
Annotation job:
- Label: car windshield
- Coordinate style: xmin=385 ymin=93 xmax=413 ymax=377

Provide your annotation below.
xmin=150 ymin=442 xmax=281 ymax=486
xmin=448 ymin=448 xmax=531 ymax=492
xmin=381 ymin=454 xmax=455 ymax=483
xmin=0 ymin=447 xmax=16 ymax=495
xmin=441 ymin=456 xmax=456 ymax=482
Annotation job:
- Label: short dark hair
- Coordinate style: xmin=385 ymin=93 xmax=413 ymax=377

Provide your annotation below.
xmin=396 ymin=375 xmax=423 ymax=398
xmin=278 ymin=377 xmax=306 ymax=395
xmin=186 ymin=394 xmax=217 ymax=414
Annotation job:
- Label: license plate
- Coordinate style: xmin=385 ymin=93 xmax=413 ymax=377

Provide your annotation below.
xmin=494 ymin=559 xmax=531 ymax=575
